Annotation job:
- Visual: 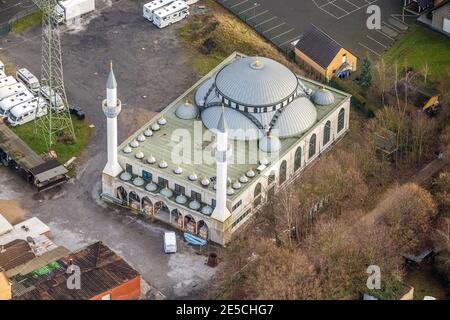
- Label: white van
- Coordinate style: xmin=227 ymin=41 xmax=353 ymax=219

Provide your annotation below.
xmin=7 ymin=98 xmax=48 ymax=127
xmin=0 ymin=90 xmax=35 ymax=117
xmin=152 ymin=1 xmax=189 ymax=29
xmin=0 ymin=70 xmax=6 ymax=79
xmin=0 ymin=60 xmax=4 ymax=72
xmin=0 ymin=76 xmax=18 ymax=89
xmin=40 ymin=85 xmax=65 ymax=113
xmin=0 ymin=83 xmax=28 ymax=101
xmin=16 ymin=68 xmax=40 ymax=93
xmin=164 ymin=232 xmax=177 ymax=253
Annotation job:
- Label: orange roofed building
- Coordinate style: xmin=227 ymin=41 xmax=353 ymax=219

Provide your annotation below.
xmin=295 ymin=24 xmax=357 ymax=81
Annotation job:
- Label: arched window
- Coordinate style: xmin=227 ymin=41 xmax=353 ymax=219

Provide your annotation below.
xmin=338 ymin=108 xmax=345 ymax=133
xmin=279 ymin=160 xmax=287 ymax=185
xmin=268 ymin=171 xmax=276 ymax=184
xmin=294 ymin=147 xmax=302 ymax=171
xmin=308 ymin=134 xmax=317 ymax=159
xmin=254 ymin=183 xmax=262 ymax=207
xmin=323 ymin=121 xmax=331 ymax=145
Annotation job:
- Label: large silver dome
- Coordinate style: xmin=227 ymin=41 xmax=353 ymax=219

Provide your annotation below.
xmin=273 ymin=97 xmax=317 ymax=137
xmin=214 ymin=57 xmax=298 ymax=108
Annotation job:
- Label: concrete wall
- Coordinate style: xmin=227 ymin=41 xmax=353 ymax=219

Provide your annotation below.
xmin=432 ymin=4 xmax=450 ymax=35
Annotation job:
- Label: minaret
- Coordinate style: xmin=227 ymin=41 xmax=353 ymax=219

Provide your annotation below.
xmin=102 ymin=61 xmax=122 ymax=177
xmin=212 ymin=104 xmax=231 ymax=222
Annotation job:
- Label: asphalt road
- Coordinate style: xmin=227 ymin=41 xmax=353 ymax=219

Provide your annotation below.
xmin=0 ymin=0 xmax=36 ymax=25
xmin=0 ymin=0 xmax=216 ymax=299
xmin=218 ymin=0 xmax=408 ymax=59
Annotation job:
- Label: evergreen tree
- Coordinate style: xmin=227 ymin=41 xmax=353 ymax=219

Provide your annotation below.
xmin=360 ymin=55 xmax=373 ymax=90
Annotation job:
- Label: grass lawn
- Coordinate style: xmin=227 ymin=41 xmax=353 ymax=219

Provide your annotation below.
xmin=384 ymin=25 xmax=450 ymax=83
xmin=12 ymin=117 xmax=93 ymax=164
xmin=10 ymin=10 xmax=42 ymax=33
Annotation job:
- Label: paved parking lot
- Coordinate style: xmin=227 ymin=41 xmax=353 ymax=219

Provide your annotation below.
xmin=0 ymin=0 xmax=36 ymax=25
xmin=0 ymin=0 xmax=216 ymax=299
xmin=218 ymin=0 xmax=408 ymax=59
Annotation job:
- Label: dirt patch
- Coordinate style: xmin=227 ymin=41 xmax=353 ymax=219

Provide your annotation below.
xmin=0 ymin=199 xmax=26 ymax=224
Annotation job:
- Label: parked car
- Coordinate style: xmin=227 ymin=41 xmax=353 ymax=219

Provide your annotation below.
xmin=164 ymin=232 xmax=177 ymax=254
xmin=69 ymin=105 xmax=85 ymax=120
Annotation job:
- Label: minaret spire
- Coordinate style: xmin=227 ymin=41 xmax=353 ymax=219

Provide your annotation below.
xmin=212 ymin=104 xmax=231 ymax=222
xmin=102 ymin=61 xmax=122 ymax=178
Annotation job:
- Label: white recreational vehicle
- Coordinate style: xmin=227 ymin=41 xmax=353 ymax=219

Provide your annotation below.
xmin=16 ymin=68 xmax=40 ymax=94
xmin=40 ymin=85 xmax=65 ymax=113
xmin=0 ymin=70 xmax=6 ymax=80
xmin=7 ymin=98 xmax=48 ymax=127
xmin=0 ymin=83 xmax=28 ymax=101
xmin=0 ymin=60 xmax=4 ymax=72
xmin=0 ymin=76 xmax=18 ymax=89
xmin=152 ymin=0 xmax=189 ymax=29
xmin=143 ymin=0 xmax=174 ymax=22
xmin=54 ymin=0 xmax=96 ymax=25
xmin=0 ymin=90 xmax=35 ymax=117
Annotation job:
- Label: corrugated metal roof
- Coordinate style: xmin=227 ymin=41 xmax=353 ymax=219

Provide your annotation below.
xmin=0 ymin=239 xmax=36 ymax=272
xmin=215 ymin=57 xmax=298 ymax=107
xmin=273 ymin=97 xmax=317 ymax=137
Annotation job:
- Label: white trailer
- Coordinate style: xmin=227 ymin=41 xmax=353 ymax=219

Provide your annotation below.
xmin=7 ymin=98 xmax=48 ymax=127
xmin=0 ymin=76 xmax=18 ymax=89
xmin=16 ymin=68 xmax=40 ymax=94
xmin=153 ymin=0 xmax=189 ymax=29
xmin=143 ymin=0 xmax=175 ymax=22
xmin=0 ymin=90 xmax=35 ymax=117
xmin=0 ymin=70 xmax=6 ymax=80
xmin=164 ymin=232 xmax=177 ymax=253
xmin=0 ymin=60 xmax=4 ymax=72
xmin=0 ymin=83 xmax=28 ymax=101
xmin=183 ymin=0 xmax=199 ymax=5
xmin=40 ymin=85 xmax=65 ymax=113
xmin=54 ymin=0 xmax=95 ymax=24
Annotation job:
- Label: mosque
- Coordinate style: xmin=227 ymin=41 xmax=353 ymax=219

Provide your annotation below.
xmin=101 ymin=52 xmax=351 ymax=245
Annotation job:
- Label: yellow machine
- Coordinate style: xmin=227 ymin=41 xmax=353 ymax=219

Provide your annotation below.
xmin=423 ymin=95 xmax=440 ymax=116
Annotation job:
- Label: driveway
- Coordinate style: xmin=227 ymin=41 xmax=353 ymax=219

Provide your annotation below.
xmin=0 ymin=0 xmax=215 ymax=299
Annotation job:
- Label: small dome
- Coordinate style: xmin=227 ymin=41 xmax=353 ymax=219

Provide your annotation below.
xmin=189 ymin=172 xmax=198 ymax=181
xmin=120 ymin=172 xmax=132 ymax=181
xmin=312 ymin=87 xmax=335 ymax=106
xmin=201 ymin=177 xmax=210 ymax=186
xmin=151 ymin=123 xmax=160 ymax=131
xmin=130 ymin=140 xmax=139 ymax=148
xmin=123 ymin=146 xmax=132 ymax=154
xmin=213 ymin=184 xmax=217 ymax=190
xmin=158 ymin=117 xmax=167 ymax=125
xmin=232 ymin=181 xmax=242 ymax=189
xmin=137 ymin=134 xmax=146 ymax=142
xmin=159 ymin=160 xmax=168 ymax=168
xmin=259 ymin=132 xmax=281 ymax=153
xmin=160 ymin=187 xmax=173 ymax=198
xmin=259 ymin=158 xmax=269 ymax=165
xmin=239 ymin=175 xmax=249 ymax=183
xmin=176 ymin=98 xmax=198 ymax=120
xmin=174 ymin=166 xmax=183 ymax=174
xmin=246 ymin=169 xmax=256 ymax=178
xmin=189 ymin=200 xmax=201 ymax=210
xmin=201 ymin=206 xmax=213 ymax=216
xmin=133 ymin=177 xmax=145 ymax=187
xmin=147 ymin=155 xmax=156 ymax=164
xmin=227 ymin=187 xmax=235 ymax=195
xmin=175 ymin=194 xmax=188 ymax=204
xmin=135 ymin=151 xmax=145 ymax=159
xmin=144 ymin=129 xmax=153 ymax=137
xmin=145 ymin=182 xmax=158 ymax=192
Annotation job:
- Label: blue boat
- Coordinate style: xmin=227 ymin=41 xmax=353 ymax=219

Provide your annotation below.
xmin=184 ymin=232 xmax=207 ymax=246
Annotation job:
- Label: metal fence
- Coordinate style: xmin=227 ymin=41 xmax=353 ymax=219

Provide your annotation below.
xmin=215 ymin=0 xmax=295 ymax=59
xmin=0 ymin=6 xmax=39 ymax=36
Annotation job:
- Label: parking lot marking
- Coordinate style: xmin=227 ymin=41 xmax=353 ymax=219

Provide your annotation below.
xmin=271 ymin=28 xmax=295 ymax=40
xmin=367 ymin=35 xmax=387 ymax=49
xmin=279 ymin=34 xmax=303 ymax=47
xmin=230 ymin=0 xmax=249 ymax=9
xmin=254 ymin=16 xmax=277 ymax=28
xmin=247 ymin=10 xmax=269 ymax=21
xmin=264 ymin=22 xmax=286 ymax=33
xmin=313 ymin=0 xmax=378 ymax=20
xmin=239 ymin=3 xmax=261 ymax=14
xmin=376 ymin=29 xmax=395 ymax=41
xmin=358 ymin=42 xmax=381 ymax=57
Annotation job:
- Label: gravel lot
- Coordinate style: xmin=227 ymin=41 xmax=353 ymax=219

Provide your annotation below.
xmin=0 ymin=0 xmax=216 ymax=299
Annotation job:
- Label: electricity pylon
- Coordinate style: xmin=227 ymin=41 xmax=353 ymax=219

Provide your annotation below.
xmin=33 ymin=0 xmax=75 ymax=149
